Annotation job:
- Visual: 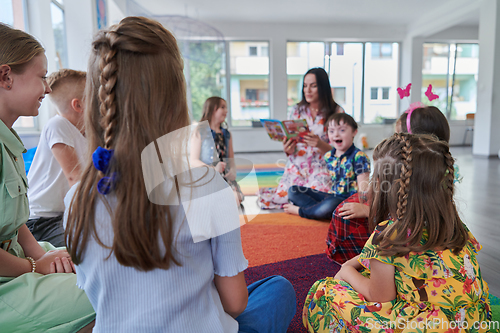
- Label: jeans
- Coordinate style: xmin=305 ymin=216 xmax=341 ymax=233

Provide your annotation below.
xmin=237 ymin=275 xmax=296 ymax=333
xmin=288 ymin=185 xmax=348 ymax=220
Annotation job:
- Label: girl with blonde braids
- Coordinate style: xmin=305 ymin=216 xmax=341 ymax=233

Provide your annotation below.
xmin=65 ymin=17 xmax=295 ymax=333
xmin=304 ymin=133 xmax=492 ymax=332
xmin=0 ymin=23 xmax=95 ymax=332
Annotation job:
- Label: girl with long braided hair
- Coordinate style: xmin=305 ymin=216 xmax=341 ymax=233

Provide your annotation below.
xmin=304 ymin=133 xmax=492 ymax=332
xmin=65 ymin=17 xmax=295 ymax=332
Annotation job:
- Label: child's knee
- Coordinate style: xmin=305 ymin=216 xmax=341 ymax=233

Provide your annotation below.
xmin=288 ymin=185 xmax=300 ymax=200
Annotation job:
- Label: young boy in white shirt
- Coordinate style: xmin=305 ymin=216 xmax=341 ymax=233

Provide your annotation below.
xmin=26 ymin=69 xmax=87 ymax=247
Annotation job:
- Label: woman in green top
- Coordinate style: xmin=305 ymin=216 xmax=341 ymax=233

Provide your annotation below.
xmin=0 ymin=23 xmax=95 ymax=332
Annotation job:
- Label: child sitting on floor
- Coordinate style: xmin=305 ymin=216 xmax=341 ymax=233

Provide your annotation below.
xmin=326 ymin=104 xmax=452 ymax=263
xmin=64 ymin=17 xmax=295 ymax=332
xmin=284 ymin=113 xmax=370 ymax=220
xmin=304 ymin=133 xmax=492 ymax=332
xmin=27 ymin=69 xmax=86 ymax=247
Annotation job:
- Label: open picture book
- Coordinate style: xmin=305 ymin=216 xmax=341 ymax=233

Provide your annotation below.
xmin=260 ymin=118 xmax=310 ymax=142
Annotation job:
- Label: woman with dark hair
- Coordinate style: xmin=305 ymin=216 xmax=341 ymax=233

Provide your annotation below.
xmin=258 ymin=68 xmax=343 ymax=209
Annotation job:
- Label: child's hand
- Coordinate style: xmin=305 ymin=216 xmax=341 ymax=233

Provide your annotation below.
xmin=282 ymin=138 xmax=296 ymax=155
xmin=215 ymin=162 xmax=226 ymax=174
xmin=36 ymin=250 xmax=75 ymax=274
xmin=338 ymin=203 xmax=370 ymax=220
xmin=226 ymin=168 xmax=236 ymax=181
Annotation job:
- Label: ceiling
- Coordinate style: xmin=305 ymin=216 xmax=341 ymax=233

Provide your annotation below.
xmin=123 ymin=0 xmax=480 ymax=26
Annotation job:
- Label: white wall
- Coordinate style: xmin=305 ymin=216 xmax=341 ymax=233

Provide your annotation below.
xmin=473 ymin=0 xmax=500 ymax=157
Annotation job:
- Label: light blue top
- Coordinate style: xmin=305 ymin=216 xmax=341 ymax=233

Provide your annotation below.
xmin=64 ymin=168 xmax=248 ymax=333
xmin=199 ymin=126 xmax=230 ymax=166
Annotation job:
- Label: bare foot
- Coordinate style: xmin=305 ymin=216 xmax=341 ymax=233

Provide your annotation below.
xmin=283 ymin=203 xmax=300 ymax=216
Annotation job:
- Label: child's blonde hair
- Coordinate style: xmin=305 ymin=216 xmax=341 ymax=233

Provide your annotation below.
xmin=369 ymin=133 xmax=468 ymax=257
xmin=47 ymin=69 xmax=86 ymax=114
xmin=66 ymin=17 xmax=190 ymax=271
xmin=0 ymin=23 xmax=44 ymax=73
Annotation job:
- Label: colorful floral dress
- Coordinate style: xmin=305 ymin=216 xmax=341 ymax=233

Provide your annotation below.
xmin=257 ymin=104 xmax=333 ymax=209
xmin=304 ymin=220 xmax=492 ymax=333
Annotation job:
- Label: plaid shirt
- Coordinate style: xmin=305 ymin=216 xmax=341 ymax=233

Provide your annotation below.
xmin=325 ymin=193 xmax=371 ymax=264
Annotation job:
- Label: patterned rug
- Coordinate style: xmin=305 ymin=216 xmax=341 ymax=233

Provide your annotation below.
xmin=245 ymin=254 xmax=340 ymax=333
xmin=240 ymin=213 xmax=336 ymax=332
xmin=240 ymin=213 xmax=500 ymax=332
xmin=236 ymin=163 xmax=284 ymax=196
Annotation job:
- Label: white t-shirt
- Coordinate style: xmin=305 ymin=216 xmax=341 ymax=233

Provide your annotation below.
xmin=28 ymin=115 xmax=87 ymax=218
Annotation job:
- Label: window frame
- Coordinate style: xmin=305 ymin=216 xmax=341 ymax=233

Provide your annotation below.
xmin=287 ymin=40 xmax=401 ymax=125
xmin=421 ymin=41 xmax=479 ymax=121
xmin=226 ymin=39 xmax=271 ymax=128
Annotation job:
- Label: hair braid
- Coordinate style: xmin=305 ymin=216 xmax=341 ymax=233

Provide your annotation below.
xmin=444 ymin=150 xmax=455 ymax=199
xmin=98 ymin=32 xmax=119 ymax=150
xmin=396 ymin=133 xmax=413 ymax=221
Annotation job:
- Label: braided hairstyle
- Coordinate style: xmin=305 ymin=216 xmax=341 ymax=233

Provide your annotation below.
xmin=368 ymin=133 xmax=468 ymax=257
xmin=66 ymin=17 xmax=190 ymax=270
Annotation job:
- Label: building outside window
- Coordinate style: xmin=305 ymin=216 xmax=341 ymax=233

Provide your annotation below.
xmin=286 ymin=41 xmax=399 ymax=124
xmin=422 ymin=43 xmax=479 ymax=120
xmin=363 ymin=42 xmax=399 ymax=123
xmin=286 ymin=42 xmax=325 ymax=112
xmin=229 ymin=41 xmax=270 ymax=126
xmin=382 ymin=87 xmax=390 ymax=100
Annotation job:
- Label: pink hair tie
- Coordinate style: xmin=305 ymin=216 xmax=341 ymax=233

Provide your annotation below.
xmin=405 ymin=102 xmax=425 ymax=134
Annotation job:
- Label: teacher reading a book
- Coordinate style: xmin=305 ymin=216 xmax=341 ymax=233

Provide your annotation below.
xmin=258 ymin=68 xmax=343 ymax=210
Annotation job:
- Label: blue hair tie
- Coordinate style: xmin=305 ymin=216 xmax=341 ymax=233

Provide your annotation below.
xmin=97 ymin=172 xmax=118 ymax=195
xmin=92 ymin=146 xmax=117 ymax=194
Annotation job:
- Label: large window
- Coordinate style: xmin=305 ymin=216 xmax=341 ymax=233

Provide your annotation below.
xmin=286 ymin=42 xmax=325 ymax=111
xmin=182 ymin=40 xmax=226 ymax=122
xmin=329 ymin=43 xmax=363 ymax=122
xmin=363 ymin=42 xmax=399 ymax=123
xmin=51 ymin=0 xmax=68 ymax=70
xmin=287 ymin=41 xmax=400 ymax=124
xmin=422 ymin=43 xmax=479 ymax=120
xmin=229 ymin=41 xmax=270 ymax=127
xmin=2 ymin=0 xmax=34 ymax=130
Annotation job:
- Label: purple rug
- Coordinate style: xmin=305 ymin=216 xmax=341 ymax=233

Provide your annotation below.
xmin=244 ymin=253 xmax=341 ymax=333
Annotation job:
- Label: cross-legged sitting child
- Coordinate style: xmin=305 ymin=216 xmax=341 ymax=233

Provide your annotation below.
xmin=326 ymin=104 xmax=453 ymax=263
xmin=64 ymin=17 xmax=295 ymax=332
xmin=27 ymin=69 xmax=86 ymax=247
xmin=304 ymin=133 xmax=492 ymax=332
xmin=285 ymin=113 xmax=370 ymax=220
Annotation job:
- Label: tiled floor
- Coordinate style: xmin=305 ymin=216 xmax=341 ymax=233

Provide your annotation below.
xmin=236 ymin=147 xmax=500 ymax=295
